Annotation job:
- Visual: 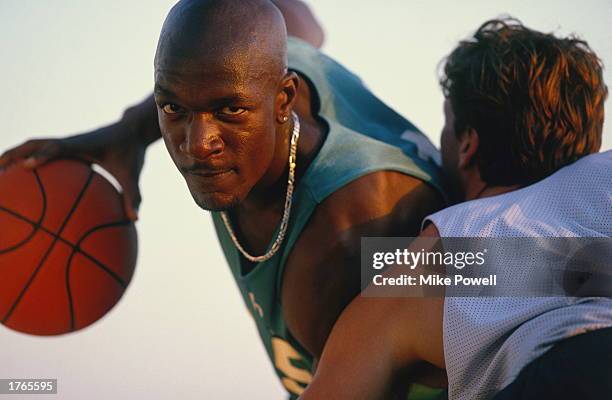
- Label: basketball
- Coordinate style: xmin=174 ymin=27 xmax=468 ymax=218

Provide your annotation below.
xmin=0 ymin=158 xmax=137 ymax=335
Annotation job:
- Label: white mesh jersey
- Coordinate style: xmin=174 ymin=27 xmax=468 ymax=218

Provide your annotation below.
xmin=425 ymin=150 xmax=612 ymax=400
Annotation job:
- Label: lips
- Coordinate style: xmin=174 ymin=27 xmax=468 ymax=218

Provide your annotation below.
xmin=184 ymin=168 xmax=236 ymax=188
xmin=188 ymin=168 xmax=232 ymax=178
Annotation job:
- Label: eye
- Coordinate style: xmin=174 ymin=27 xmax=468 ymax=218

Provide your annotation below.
xmin=161 ymin=103 xmax=183 ymax=114
xmin=219 ymin=106 xmax=246 ymax=116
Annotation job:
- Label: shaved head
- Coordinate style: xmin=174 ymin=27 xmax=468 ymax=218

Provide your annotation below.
xmin=155 ymin=0 xmax=288 ymax=82
xmin=152 ymin=0 xmax=301 ymax=211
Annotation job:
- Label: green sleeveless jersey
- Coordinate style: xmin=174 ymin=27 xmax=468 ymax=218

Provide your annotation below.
xmin=212 ymin=37 xmax=445 ymax=399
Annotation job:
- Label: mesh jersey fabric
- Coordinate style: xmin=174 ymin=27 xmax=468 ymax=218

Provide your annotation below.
xmin=425 ymin=150 xmax=612 ymax=400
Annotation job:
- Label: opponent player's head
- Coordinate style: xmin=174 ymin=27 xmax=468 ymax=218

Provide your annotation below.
xmin=439 ymin=18 xmax=607 ymax=201
xmin=154 ymin=0 xmax=299 ymax=211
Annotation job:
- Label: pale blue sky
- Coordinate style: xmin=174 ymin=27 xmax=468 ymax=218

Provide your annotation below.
xmin=0 ymin=1 xmax=610 ymax=399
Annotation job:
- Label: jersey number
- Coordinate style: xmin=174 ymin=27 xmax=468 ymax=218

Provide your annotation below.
xmin=272 ymin=337 xmax=313 ymax=395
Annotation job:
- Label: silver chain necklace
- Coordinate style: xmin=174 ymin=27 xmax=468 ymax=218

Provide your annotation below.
xmin=220 ymin=111 xmax=301 ymax=262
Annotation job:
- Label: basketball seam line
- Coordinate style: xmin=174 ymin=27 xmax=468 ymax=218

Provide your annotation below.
xmin=0 ymin=204 xmax=131 ymax=286
xmin=66 ymin=221 xmax=132 ymax=331
xmin=0 ymin=204 xmax=131 ymax=276
xmin=70 ymin=221 xmax=132 ymax=287
xmin=2 ymin=170 xmax=94 ymax=325
xmin=0 ymin=171 xmax=47 ymax=255
xmin=0 ymin=170 xmax=132 ymax=289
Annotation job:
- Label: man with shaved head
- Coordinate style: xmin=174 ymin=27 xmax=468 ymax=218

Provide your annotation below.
xmin=154 ymin=0 xmax=303 ymax=212
xmin=0 ymin=1 xmax=445 ymax=398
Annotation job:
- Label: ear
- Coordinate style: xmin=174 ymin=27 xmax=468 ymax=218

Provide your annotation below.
xmin=275 ymin=71 xmax=300 ymax=124
xmin=457 ymin=128 xmax=479 ymax=169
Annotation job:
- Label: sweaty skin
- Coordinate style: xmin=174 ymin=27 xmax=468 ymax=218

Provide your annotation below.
xmin=0 ymin=0 xmax=445 ymax=395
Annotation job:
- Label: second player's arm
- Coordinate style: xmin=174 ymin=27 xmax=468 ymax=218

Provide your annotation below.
xmin=298 ymin=224 xmax=446 ymax=400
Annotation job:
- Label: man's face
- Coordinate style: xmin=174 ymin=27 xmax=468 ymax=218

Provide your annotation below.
xmin=440 ymin=99 xmax=463 ymax=200
xmin=154 ymin=56 xmax=280 ymax=211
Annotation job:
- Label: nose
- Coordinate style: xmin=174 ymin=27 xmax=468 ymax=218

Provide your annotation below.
xmin=180 ymin=114 xmax=224 ymax=160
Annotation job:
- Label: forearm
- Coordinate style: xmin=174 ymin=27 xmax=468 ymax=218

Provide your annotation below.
xmin=119 ymin=94 xmax=161 ymax=146
xmin=302 ymin=351 xmax=397 ymax=400
xmin=299 ymin=290 xmax=446 ymax=399
xmin=60 ymin=94 xmax=160 ymax=164
xmin=300 ymin=297 xmax=417 ymax=400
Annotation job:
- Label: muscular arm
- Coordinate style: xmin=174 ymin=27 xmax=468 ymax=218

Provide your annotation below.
xmin=282 ymin=172 xmax=445 ymax=362
xmin=299 ymin=224 xmax=446 ymax=400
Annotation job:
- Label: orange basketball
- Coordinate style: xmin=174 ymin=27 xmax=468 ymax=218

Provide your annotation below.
xmin=0 ymin=158 xmax=137 ymax=335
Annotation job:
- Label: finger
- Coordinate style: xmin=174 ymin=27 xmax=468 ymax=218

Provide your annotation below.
xmin=21 ymin=157 xmax=38 ymax=168
xmin=121 ymin=182 xmax=142 ymax=222
xmin=0 ymin=140 xmax=46 ymax=168
xmin=20 ymin=143 xmax=62 ymax=169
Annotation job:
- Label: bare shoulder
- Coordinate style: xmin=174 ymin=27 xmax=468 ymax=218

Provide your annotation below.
xmin=272 ymin=0 xmax=325 ymax=48
xmin=281 ymin=171 xmax=445 ymax=360
xmin=315 ymin=171 xmax=444 ymax=235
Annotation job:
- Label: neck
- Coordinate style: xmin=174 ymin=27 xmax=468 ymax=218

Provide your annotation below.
xmin=464 ymin=181 xmax=522 ymax=201
xmin=240 ymin=115 xmax=324 ymax=213
xmin=243 ymin=121 xmax=294 ymax=210
xmin=240 ymin=73 xmax=326 ymax=212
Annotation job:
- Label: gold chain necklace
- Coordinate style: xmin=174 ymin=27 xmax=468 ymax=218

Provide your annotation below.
xmin=220 ymin=111 xmax=300 ymax=262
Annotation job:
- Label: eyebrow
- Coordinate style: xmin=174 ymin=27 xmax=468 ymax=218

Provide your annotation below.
xmin=153 ymin=84 xmax=255 ymax=108
xmin=209 ymin=94 xmax=254 ymax=106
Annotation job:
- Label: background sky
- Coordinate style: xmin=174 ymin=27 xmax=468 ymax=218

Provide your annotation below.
xmin=0 ymin=1 xmax=610 ymax=399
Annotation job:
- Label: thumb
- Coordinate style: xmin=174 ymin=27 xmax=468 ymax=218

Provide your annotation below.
xmin=120 ymin=181 xmax=142 ymax=222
